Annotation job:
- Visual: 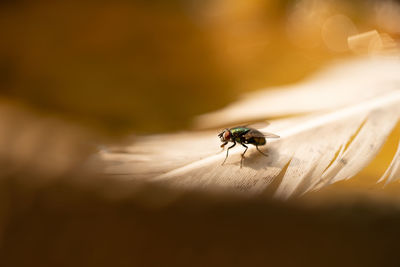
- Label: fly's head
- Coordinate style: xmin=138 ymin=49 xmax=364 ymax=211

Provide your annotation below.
xmin=218 ymin=129 xmax=231 ymax=143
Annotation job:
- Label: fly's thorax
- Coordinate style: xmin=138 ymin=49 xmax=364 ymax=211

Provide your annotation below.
xmin=234 ymin=136 xmax=242 ymax=143
xmin=230 ymin=127 xmax=250 ymax=137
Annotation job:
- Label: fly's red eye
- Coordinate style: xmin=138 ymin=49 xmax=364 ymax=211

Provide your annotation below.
xmin=223 ymin=131 xmax=231 ymax=140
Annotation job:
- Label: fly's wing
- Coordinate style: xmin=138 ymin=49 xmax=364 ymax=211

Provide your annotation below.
xmin=261 ymin=132 xmax=280 ymax=138
xmin=243 ymin=129 xmax=280 ymax=139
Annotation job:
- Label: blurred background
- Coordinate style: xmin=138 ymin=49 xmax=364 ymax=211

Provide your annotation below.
xmin=1 ymin=1 xmax=400 ymax=266
xmin=1 ymin=0 xmax=399 ymax=134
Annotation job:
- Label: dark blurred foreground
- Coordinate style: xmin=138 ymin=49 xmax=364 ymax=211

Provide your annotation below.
xmin=1 ymin=172 xmax=400 ymax=267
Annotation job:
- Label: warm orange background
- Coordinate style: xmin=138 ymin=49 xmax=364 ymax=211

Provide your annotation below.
xmin=1 ymin=0 xmax=398 ymax=134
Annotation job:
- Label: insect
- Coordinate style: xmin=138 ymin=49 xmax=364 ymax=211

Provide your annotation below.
xmin=218 ymin=125 xmax=280 ymax=168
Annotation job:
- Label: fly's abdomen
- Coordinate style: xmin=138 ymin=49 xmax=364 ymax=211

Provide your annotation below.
xmin=252 ymin=137 xmax=266 ymax=146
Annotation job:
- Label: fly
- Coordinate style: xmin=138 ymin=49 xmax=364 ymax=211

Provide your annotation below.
xmin=218 ymin=126 xmax=279 ymax=168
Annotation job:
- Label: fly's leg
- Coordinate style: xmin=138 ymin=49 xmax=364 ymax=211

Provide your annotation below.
xmin=222 ymin=142 xmax=236 ymax=165
xmin=256 ymin=145 xmax=268 ymax=157
xmin=240 ymin=144 xmax=248 ymax=168
xmin=218 ymin=142 xmax=228 ymax=154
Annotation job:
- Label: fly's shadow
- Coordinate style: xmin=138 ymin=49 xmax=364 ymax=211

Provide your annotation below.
xmin=243 ymin=145 xmax=282 ymax=170
xmin=220 ymin=145 xmax=282 ymax=170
